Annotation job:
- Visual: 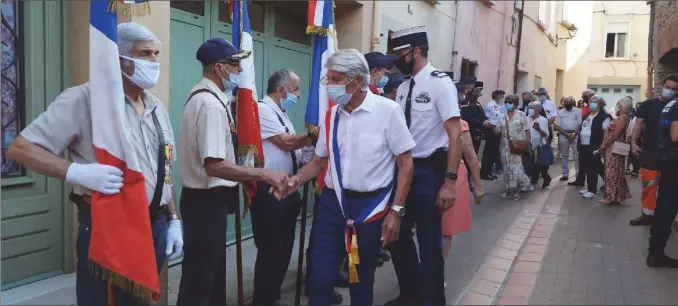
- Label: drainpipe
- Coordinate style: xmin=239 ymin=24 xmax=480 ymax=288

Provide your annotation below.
xmin=497 ymin=0 xmax=508 ymax=90
xmin=512 ymin=0 xmax=525 ymax=94
xmin=371 ymin=1 xmax=381 ymax=51
xmin=646 ymin=1 xmax=655 ymax=98
xmin=451 ymin=0 xmax=462 ymax=81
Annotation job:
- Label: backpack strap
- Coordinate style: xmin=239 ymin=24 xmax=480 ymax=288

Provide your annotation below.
xmin=258 ymin=101 xmax=298 ymax=174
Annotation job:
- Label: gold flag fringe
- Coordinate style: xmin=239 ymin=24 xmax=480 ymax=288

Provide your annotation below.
xmin=89 ymin=259 xmax=157 ymax=305
xmin=306 ymin=1 xmax=336 ymax=36
xmin=107 ymin=0 xmax=151 ymax=17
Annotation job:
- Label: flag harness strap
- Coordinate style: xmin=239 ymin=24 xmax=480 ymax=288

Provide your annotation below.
xmin=257 ymin=101 xmax=298 ymax=174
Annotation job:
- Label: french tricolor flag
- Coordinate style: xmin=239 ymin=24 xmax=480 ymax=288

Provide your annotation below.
xmin=306 ymin=0 xmax=337 ymax=191
xmin=89 ymin=0 xmax=159 ymax=300
xmin=231 ymin=0 xmax=264 ymax=208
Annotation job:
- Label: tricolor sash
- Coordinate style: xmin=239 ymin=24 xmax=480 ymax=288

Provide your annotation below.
xmin=324 ymin=106 xmax=393 ymax=283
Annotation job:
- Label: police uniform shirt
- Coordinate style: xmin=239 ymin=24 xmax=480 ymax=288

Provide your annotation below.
xmin=556 ymin=107 xmax=582 ymax=132
xmin=315 ymin=91 xmax=415 ymax=192
xmin=178 ymin=77 xmax=237 ymax=189
xmin=542 ymin=99 xmax=558 ymax=120
xmin=659 ymin=99 xmax=678 ymax=155
xmin=395 ymin=63 xmax=461 ymax=158
xmin=258 ymin=95 xmax=300 ymax=175
xmin=20 ymin=83 xmax=176 ymax=206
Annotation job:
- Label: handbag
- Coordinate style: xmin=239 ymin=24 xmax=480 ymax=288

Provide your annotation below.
xmin=536 ymin=144 xmax=555 ymax=166
xmin=611 ymin=141 xmax=630 ymax=157
xmin=505 ymin=115 xmax=527 ymax=154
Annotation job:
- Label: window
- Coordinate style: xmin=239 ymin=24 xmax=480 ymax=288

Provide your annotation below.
xmin=273 ymin=2 xmax=310 ymax=45
xmin=460 ymin=58 xmax=477 ymax=78
xmin=605 ymin=22 xmax=629 ymax=58
xmin=614 ymin=88 xmax=622 ymax=93
xmin=170 ymin=1 xmax=205 ymax=16
xmin=591 ymin=88 xmax=598 ymax=92
xmin=1 ymin=1 xmax=24 ymax=178
xmin=625 ymin=88 xmax=634 ymax=93
xmin=218 ymin=1 xmax=265 ymax=33
xmin=602 ymin=88 xmax=610 ymax=93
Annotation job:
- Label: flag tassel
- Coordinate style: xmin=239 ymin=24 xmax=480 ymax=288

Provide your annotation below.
xmin=107 ymin=0 xmax=151 ymax=17
xmin=89 ymin=259 xmax=159 ymax=304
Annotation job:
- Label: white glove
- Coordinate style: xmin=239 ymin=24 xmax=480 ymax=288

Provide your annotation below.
xmin=66 ymin=163 xmax=124 ymax=195
xmin=593 ymin=150 xmax=600 ymax=156
xmin=165 ymin=219 xmax=184 ymax=260
xmin=300 ymin=146 xmax=315 ymax=165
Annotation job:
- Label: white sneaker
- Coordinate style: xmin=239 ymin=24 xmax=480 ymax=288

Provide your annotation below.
xmin=580 ymin=189 xmax=588 ymax=194
xmin=528 ymin=185 xmax=535 ymax=191
xmin=582 ymin=192 xmax=596 ymax=199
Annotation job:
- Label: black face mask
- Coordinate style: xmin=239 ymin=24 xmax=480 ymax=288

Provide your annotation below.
xmin=565 ymin=104 xmax=574 ymax=110
xmin=582 ymin=96 xmax=590 ymax=103
xmin=523 ymin=99 xmax=532 ymax=105
xmin=395 ymin=50 xmax=415 ymax=75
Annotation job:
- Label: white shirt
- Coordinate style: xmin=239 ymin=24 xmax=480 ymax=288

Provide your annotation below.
xmin=529 ymin=115 xmax=549 ymax=148
xmin=555 ymin=108 xmax=583 ymax=132
xmin=315 ymin=92 xmax=415 ymax=192
xmin=395 ymin=63 xmax=461 ymax=158
xmin=541 ymin=99 xmax=558 ymax=120
xmin=579 ymin=113 xmax=611 ymax=145
xmin=484 ymin=100 xmax=502 ymax=126
xmin=179 ymin=78 xmax=238 ymax=188
xmin=258 ymin=95 xmax=300 ymax=175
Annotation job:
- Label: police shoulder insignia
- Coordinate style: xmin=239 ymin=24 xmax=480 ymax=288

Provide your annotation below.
xmin=430 ymin=70 xmax=448 ymax=78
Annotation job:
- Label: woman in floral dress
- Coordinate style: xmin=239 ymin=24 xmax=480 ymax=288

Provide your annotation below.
xmin=597 ymin=97 xmax=633 ymax=204
xmin=495 ymin=95 xmax=532 ymax=200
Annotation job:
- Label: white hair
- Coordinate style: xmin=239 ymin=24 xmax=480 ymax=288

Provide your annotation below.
xmin=325 ymin=49 xmax=370 ymax=91
xmin=528 ymin=101 xmax=542 ymax=111
xmin=117 ymin=22 xmax=161 ymax=56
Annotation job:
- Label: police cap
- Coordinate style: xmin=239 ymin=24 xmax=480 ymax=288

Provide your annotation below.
xmin=196 ymin=38 xmax=251 ymax=66
xmin=390 ymin=26 xmax=429 ymax=52
xmin=364 ymin=52 xmax=395 ymax=70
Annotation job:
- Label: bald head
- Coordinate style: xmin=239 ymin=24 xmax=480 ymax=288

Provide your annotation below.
xmin=582 ymin=89 xmax=595 ymax=102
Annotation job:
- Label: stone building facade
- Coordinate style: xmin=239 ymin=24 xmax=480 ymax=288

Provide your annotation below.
xmin=650 ymin=0 xmax=678 ymax=91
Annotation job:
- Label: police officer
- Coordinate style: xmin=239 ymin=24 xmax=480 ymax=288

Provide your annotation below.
xmin=7 ymin=23 xmax=183 ymax=306
xmin=364 ymin=52 xmax=395 ymax=95
xmin=387 ymin=26 xmax=464 ymax=306
xmin=384 ymin=73 xmax=406 ymax=101
xmin=251 ymin=68 xmax=314 ymax=306
xmin=647 ymin=93 xmax=678 ymax=268
xmin=177 ymin=38 xmax=288 ymax=306
xmin=281 ymin=48 xmax=415 ymax=306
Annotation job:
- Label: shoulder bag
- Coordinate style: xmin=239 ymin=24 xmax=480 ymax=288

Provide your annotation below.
xmin=505 ymin=115 xmax=527 ymax=154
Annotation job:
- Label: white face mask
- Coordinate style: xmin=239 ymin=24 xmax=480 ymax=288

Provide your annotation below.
xmin=120 ymin=55 xmax=160 ymax=89
xmin=327 ymin=78 xmax=358 ymax=106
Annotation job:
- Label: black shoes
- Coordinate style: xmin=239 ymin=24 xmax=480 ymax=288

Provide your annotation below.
xmin=647 ymin=252 xmax=678 ymax=268
xmin=559 ymin=176 xmax=569 ymax=181
xmin=335 ymin=273 xmax=349 ymax=288
xmin=629 ymin=214 xmax=653 ymax=226
xmin=379 ymin=249 xmax=391 ymax=262
xmin=481 ymin=174 xmax=496 ymax=180
xmin=568 ymin=181 xmax=585 ymax=187
xmin=541 ymin=178 xmax=552 ymax=189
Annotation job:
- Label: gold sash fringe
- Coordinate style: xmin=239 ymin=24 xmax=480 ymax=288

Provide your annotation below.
xmin=89 ymin=259 xmax=156 ymax=305
xmin=348 ymin=233 xmax=360 ymax=284
xmin=107 ymin=0 xmax=151 ymax=17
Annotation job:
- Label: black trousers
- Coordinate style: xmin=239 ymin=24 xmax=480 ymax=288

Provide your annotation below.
xmin=177 ymin=186 xmax=237 ymax=306
xmin=471 ymin=133 xmax=482 ymax=153
xmin=251 ymin=182 xmax=302 ymax=305
xmin=526 ymin=150 xmax=551 ymax=185
xmin=480 ymin=132 xmax=500 ymax=177
xmin=575 ymin=145 xmax=605 ymax=193
xmin=649 ymin=157 xmax=678 ymax=253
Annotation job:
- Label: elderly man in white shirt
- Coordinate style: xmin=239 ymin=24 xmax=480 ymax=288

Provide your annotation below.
xmin=280 ymin=49 xmax=415 ymax=306
xmin=251 ymin=68 xmax=316 ymax=306
xmin=554 ymin=96 xmax=582 ymax=180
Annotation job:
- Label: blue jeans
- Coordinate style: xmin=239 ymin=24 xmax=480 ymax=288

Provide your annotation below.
xmin=389 ymin=159 xmax=446 ymax=306
xmin=308 ymin=189 xmax=384 ymax=306
xmin=75 ymin=209 xmax=168 ymax=306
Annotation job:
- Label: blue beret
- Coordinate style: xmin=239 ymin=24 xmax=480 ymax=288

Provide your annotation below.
xmin=196 ymin=38 xmax=251 ymax=66
xmin=538 ymin=87 xmax=548 ymax=95
xmin=384 ymin=73 xmax=406 ymax=90
xmin=459 ymin=76 xmax=477 ymax=85
xmin=364 ymin=52 xmax=394 ymax=70
xmin=390 ymin=26 xmax=428 ymax=51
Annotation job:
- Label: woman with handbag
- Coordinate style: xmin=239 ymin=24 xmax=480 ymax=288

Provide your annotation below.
xmin=495 ymin=95 xmax=532 ymax=200
xmin=596 ymin=97 xmax=633 ymax=204
xmin=527 ymin=101 xmax=553 ymax=189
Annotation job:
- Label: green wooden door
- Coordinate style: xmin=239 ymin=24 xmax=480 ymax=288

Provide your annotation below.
xmin=1 ymin=0 xmax=68 ymax=289
xmin=169 ymin=1 xmax=314 ymax=246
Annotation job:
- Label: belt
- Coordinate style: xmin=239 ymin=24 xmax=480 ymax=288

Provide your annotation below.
xmin=344 ymin=188 xmax=385 ymax=198
xmin=70 ymin=192 xmax=168 ymax=220
xmin=413 ymin=147 xmax=446 ymax=166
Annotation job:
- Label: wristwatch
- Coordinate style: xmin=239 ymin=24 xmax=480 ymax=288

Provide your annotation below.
xmin=444 ymin=171 xmax=458 ymax=180
xmin=390 ymin=205 xmax=406 ymax=217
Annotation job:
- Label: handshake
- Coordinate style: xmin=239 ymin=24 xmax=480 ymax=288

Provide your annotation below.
xmin=263 ymin=172 xmax=303 ymax=200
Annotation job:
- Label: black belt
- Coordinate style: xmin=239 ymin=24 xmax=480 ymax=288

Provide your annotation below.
xmin=413 ymin=148 xmax=447 ymax=165
xmin=344 ymin=188 xmax=384 ymax=198
xmin=70 ymin=192 xmax=168 ymax=221
xmin=181 ymin=186 xmax=240 ymax=214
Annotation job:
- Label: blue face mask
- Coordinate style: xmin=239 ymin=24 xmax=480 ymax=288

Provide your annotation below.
xmin=505 ymin=104 xmax=514 ymax=112
xmin=661 ymin=88 xmax=677 ymax=100
xmin=222 ymin=71 xmax=242 ymax=92
xmin=327 ymin=79 xmax=358 ymax=106
xmin=539 ymin=95 xmax=547 ymax=102
xmin=376 ymin=75 xmax=389 ymax=88
xmin=281 ymin=90 xmax=298 ymax=111
xmin=589 ymin=103 xmax=599 ymax=112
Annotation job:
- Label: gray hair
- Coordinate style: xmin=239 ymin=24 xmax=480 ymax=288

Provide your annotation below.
xmin=505 ymin=94 xmax=520 ymax=105
xmin=266 ymin=68 xmax=296 ymax=94
xmin=325 ymin=49 xmax=370 ymax=91
xmin=528 ymin=101 xmax=542 ymax=111
xmin=589 ymin=95 xmax=606 ymax=106
xmin=117 ymin=22 xmax=161 ymax=56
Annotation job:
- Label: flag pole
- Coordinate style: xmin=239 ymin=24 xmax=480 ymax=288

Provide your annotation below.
xmin=235 ymin=201 xmax=245 ymax=306
xmin=294 ymin=182 xmax=311 ymax=306
xmin=107 ymin=281 xmax=116 ymax=306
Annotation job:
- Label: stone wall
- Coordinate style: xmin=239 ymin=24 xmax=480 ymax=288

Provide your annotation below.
xmin=651 ymin=0 xmax=678 ymax=90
